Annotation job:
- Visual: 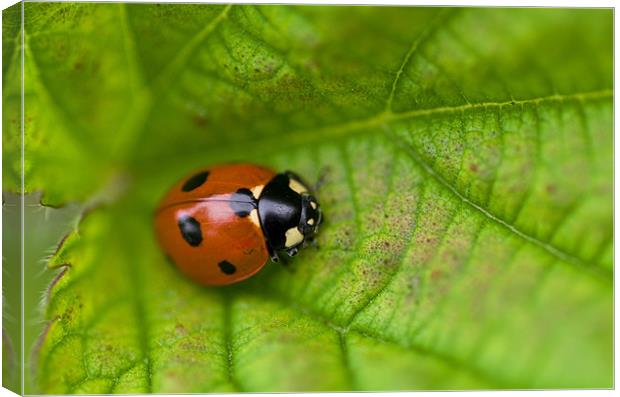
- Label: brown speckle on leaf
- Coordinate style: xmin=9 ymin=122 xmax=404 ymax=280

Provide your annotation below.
xmin=175 ymin=323 xmax=187 ymax=336
xmin=193 ymin=114 xmax=208 ymax=127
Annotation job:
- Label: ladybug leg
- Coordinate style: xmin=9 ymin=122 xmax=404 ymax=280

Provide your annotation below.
xmin=267 ymin=243 xmax=281 ymax=263
xmin=304 ymin=235 xmax=320 ymax=250
xmin=278 ymin=252 xmax=297 ymax=274
xmin=286 ymin=246 xmax=299 ymax=257
xmin=279 ymin=253 xmax=292 ymax=268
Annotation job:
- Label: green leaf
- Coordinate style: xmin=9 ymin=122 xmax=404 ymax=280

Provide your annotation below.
xmin=6 ymin=3 xmax=612 ymax=392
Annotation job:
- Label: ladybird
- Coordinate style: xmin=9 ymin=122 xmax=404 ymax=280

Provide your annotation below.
xmin=155 ymin=163 xmax=323 ymax=286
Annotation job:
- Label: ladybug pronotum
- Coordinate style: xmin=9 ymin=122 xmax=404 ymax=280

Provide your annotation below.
xmin=155 ymin=164 xmax=323 ymax=285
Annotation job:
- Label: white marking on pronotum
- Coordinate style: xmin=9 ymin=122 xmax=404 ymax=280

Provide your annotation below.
xmin=307 ymin=218 xmax=315 ymax=226
xmin=285 ymin=227 xmax=304 ymax=248
xmin=249 ymin=209 xmax=261 ymax=228
xmin=310 ymin=201 xmax=317 ymax=210
xmin=251 ymin=184 xmax=264 ymax=200
xmin=289 ymin=179 xmax=308 ymax=194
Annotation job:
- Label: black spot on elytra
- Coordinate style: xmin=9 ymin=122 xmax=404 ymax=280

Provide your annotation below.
xmin=230 ymin=188 xmax=256 ymax=217
xmin=218 ymin=260 xmax=237 ymax=275
xmin=177 ymin=215 xmax=202 ymax=246
xmin=182 ymin=171 xmax=210 ymax=192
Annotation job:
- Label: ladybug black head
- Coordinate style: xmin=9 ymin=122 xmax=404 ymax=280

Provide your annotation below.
xmin=298 ymin=193 xmax=322 ymax=238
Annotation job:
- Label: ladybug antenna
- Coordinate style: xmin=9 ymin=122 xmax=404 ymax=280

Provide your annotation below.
xmin=314 ymin=166 xmax=331 ymax=192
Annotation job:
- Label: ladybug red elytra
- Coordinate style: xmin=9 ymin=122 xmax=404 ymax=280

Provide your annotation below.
xmin=155 ymin=164 xmax=323 ymax=285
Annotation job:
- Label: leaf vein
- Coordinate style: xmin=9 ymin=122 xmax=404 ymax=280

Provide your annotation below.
xmin=338 ymin=331 xmax=356 ymax=390
xmin=254 ymin=289 xmax=505 ymax=388
xmin=344 ymin=174 xmax=427 ymax=329
xmin=223 ymin=295 xmax=243 ymax=392
xmin=386 ymin=123 xmax=612 ymax=281
xmin=384 ymin=8 xmax=457 ymax=112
